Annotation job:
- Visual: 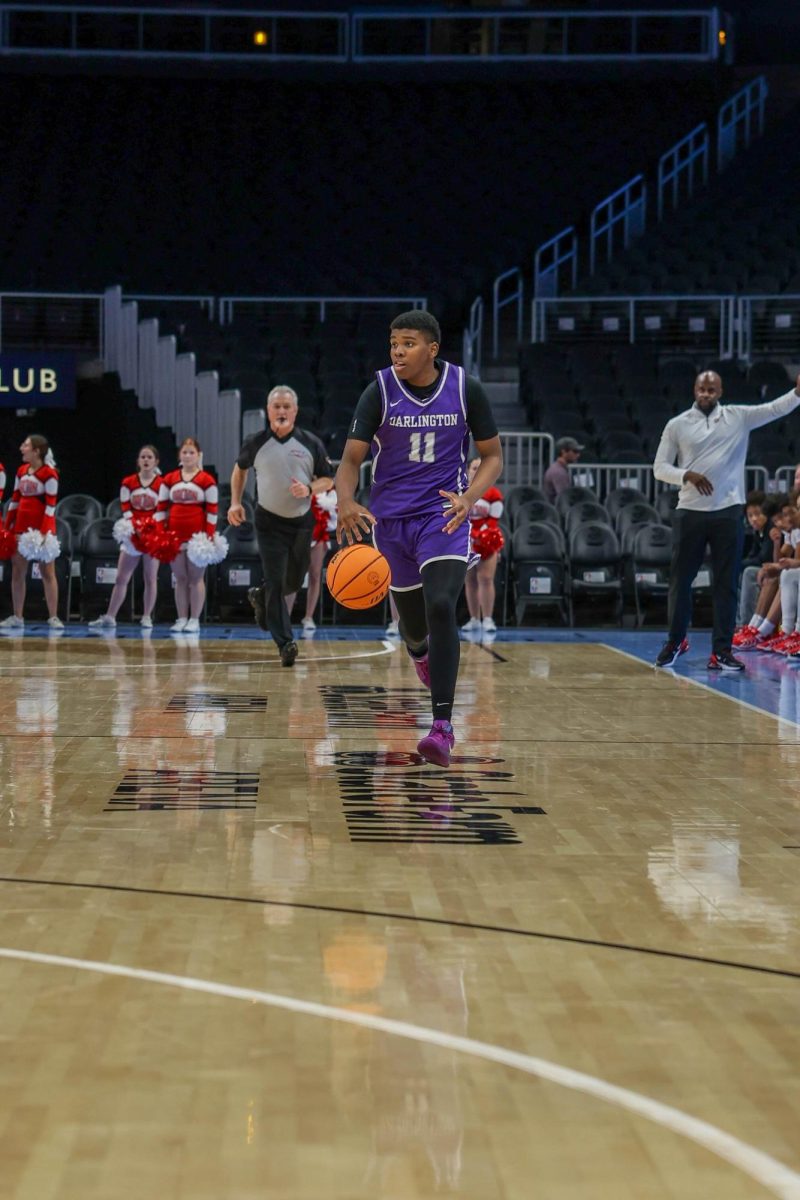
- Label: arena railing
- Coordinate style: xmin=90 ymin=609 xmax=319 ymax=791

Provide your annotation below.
xmin=498 ymin=432 xmax=554 ymax=489
xmin=216 ymin=295 xmax=427 ymax=326
xmin=569 ymin=462 xmax=769 ymax=501
xmin=657 ymin=123 xmax=709 ymax=221
xmin=351 ymin=8 xmax=724 ymax=63
xmin=479 ymin=75 xmax=766 ymax=361
xmin=773 ymin=467 xmax=799 ymax=494
xmin=463 ymin=296 xmax=483 ymax=378
xmin=3 ymin=6 xmax=724 ymax=65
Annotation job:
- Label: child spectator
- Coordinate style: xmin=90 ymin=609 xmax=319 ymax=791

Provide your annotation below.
xmin=734 ymin=492 xmax=797 ymax=649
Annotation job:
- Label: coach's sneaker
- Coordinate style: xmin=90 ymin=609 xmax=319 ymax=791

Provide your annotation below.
xmin=248 ymin=584 xmax=268 ymax=631
xmin=0 ymin=615 xmax=24 ymax=629
xmin=407 ymin=646 xmax=431 ymax=689
xmin=417 ymin=719 xmax=455 ymax=767
xmin=707 ymin=651 xmax=745 ymax=672
xmin=280 ymin=640 xmax=298 ymax=668
xmin=654 ymin=638 xmax=689 ymax=668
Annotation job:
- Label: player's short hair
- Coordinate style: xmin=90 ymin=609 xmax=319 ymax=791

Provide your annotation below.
xmin=390 ymin=310 xmax=441 ymax=344
xmin=745 ymin=489 xmax=766 ymax=509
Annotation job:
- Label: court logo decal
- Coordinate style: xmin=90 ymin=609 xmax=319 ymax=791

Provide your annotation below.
xmin=318 ymin=684 xmax=429 ymax=728
xmin=105 ymin=770 xmax=259 ymax=812
xmin=325 ymin=750 xmax=544 ymax=845
xmin=166 ymin=693 xmax=267 ymax=713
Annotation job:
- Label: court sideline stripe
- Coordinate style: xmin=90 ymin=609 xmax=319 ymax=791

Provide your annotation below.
xmin=0 ymin=945 xmax=797 ymax=1199
xmin=601 ymin=642 xmax=800 ymax=732
xmin=1 ymin=876 xmax=798 ymax=981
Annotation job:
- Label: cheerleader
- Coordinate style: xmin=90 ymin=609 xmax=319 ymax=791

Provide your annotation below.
xmin=155 ymin=437 xmax=218 ymax=632
xmin=88 ymin=445 xmax=163 ymax=630
xmin=286 ymin=488 xmax=337 ymax=632
xmin=0 ymin=434 xmax=62 ymax=630
xmin=462 ymin=457 xmax=504 ymax=635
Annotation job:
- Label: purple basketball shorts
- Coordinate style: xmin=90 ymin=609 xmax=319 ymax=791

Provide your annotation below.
xmin=373 ymin=511 xmax=473 ymax=591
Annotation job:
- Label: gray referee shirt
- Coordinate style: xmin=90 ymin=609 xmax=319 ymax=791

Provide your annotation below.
xmin=237 ymin=428 xmax=333 ymax=520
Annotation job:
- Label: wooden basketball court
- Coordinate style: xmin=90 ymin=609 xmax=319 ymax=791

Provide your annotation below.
xmin=0 ymin=629 xmax=798 ymax=1199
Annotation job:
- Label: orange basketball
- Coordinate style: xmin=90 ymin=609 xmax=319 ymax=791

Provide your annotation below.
xmin=326 ymin=543 xmax=391 ymax=610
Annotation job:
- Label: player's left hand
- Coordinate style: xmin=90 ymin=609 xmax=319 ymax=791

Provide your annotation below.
xmin=439 ymin=489 xmax=470 ymax=534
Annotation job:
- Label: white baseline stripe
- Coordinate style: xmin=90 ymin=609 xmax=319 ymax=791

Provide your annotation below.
xmin=0 ymin=946 xmax=798 ymax=1198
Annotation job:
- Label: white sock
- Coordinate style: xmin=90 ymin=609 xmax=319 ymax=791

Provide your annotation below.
xmin=749 ymin=614 xmax=763 ymax=629
xmin=759 ymin=619 xmax=775 ymax=637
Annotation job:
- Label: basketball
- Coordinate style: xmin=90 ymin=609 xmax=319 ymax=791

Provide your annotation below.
xmin=326 ymin=543 xmax=391 ymax=609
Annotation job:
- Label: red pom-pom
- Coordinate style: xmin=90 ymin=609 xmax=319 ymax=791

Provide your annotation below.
xmin=131 ymin=515 xmax=157 ymax=555
xmin=140 ymin=523 xmax=182 ymax=563
xmin=470 ymin=521 xmax=505 ymax=559
xmin=0 ymin=527 xmax=16 ymax=560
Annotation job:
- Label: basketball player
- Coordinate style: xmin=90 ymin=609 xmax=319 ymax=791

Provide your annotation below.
xmin=335 ymin=311 xmax=502 ymax=767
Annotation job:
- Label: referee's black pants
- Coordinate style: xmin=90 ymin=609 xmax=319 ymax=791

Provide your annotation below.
xmin=667 ymin=504 xmax=744 ymax=655
xmin=254 ymin=507 xmax=313 ymax=650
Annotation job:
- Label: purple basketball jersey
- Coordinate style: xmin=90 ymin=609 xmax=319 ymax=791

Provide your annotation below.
xmin=369 ymin=361 xmax=470 ymax=518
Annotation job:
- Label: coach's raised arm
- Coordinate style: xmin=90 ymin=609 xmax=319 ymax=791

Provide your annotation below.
xmin=651 ymin=370 xmax=800 ymax=672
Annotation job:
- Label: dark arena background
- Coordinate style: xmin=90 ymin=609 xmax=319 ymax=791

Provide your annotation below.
xmin=1 ymin=3 xmax=800 ymax=1198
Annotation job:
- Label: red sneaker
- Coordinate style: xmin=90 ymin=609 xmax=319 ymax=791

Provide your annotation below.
xmin=732 ymin=625 xmax=761 ymax=649
xmin=756 ymin=630 xmax=784 ymax=651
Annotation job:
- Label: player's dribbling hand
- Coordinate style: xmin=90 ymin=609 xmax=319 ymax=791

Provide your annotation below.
xmin=439 ymin=490 xmax=470 ymax=534
xmin=337 ymin=498 xmax=376 ymax=545
xmin=227 ymin=504 xmax=247 ymax=527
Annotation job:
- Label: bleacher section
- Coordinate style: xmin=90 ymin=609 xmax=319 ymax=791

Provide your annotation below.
xmin=519 ymin=344 xmax=796 ymax=472
xmin=0 ymin=75 xmax=718 ymax=321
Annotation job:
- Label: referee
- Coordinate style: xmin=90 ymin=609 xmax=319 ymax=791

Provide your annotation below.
xmin=653 ymin=369 xmax=800 ymax=672
xmin=228 ymin=386 xmax=333 ymax=666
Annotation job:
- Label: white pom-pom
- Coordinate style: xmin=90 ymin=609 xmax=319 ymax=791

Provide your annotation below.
xmin=38 ymin=532 xmax=61 ymax=563
xmin=316 ymin=489 xmax=338 ymax=513
xmin=472 ymin=498 xmax=491 ymax=519
xmin=17 ymin=528 xmax=44 ymax=561
xmin=186 ymin=531 xmax=229 ymax=567
xmin=488 ymin=500 xmax=504 ymax=519
xmin=113 ymin=516 xmax=141 ymax=557
xmin=113 ymin=517 xmax=135 ymax=545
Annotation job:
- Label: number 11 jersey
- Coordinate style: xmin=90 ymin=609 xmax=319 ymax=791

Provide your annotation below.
xmin=369 ymin=362 xmax=470 ymax=519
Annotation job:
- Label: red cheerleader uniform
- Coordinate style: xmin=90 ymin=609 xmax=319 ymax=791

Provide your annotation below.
xmin=155 ymin=468 xmax=218 ymax=546
xmin=310 ymin=489 xmax=337 ymax=548
xmin=120 ymin=472 xmax=163 ymax=532
xmin=6 ymin=464 xmax=59 ymax=536
xmin=468 ymin=486 xmax=504 ymax=559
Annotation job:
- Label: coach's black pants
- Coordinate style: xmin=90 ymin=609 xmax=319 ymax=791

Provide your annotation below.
xmin=254 ymin=507 xmax=313 ymax=650
xmin=667 ymin=505 xmax=744 ymax=655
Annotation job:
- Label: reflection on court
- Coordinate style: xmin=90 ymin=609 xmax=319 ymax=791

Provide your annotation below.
xmin=0 ymin=632 xmax=799 ymax=1199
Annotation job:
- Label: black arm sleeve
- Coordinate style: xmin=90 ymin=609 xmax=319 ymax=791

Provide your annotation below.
xmin=236 ymin=431 xmax=268 ymax=471
xmin=465 ymin=377 xmax=499 ymax=441
xmin=348 ymin=382 xmax=382 ymax=443
xmin=308 ymin=432 xmax=334 ymax=478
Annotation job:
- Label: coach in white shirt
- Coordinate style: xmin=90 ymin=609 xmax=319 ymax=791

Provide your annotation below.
xmin=652 ymin=369 xmax=800 ymax=671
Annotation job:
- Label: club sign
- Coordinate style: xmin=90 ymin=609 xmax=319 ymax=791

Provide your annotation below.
xmin=0 ymin=352 xmax=76 ymax=408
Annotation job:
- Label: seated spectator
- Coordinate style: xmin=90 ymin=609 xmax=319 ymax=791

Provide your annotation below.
xmin=736 ymin=490 xmax=772 ymax=628
xmin=543 ymin=437 xmax=583 ymax=504
xmin=734 ymin=492 xmax=797 ymax=649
